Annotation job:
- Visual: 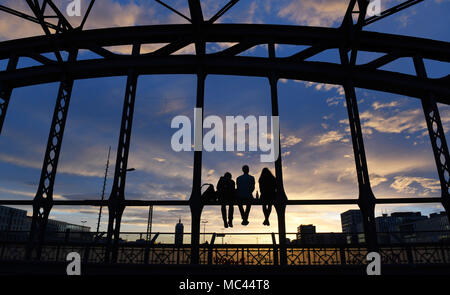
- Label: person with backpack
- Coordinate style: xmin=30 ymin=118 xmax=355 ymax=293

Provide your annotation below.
xmin=216 ymin=172 xmax=236 ymax=228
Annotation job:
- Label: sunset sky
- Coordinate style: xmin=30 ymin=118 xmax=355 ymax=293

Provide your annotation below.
xmin=0 ymin=0 xmax=449 ymax=243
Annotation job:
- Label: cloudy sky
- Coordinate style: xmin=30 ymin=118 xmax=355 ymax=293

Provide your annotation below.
xmin=0 ymin=0 xmax=449 ymax=244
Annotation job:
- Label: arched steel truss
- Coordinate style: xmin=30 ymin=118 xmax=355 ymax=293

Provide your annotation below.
xmin=0 ymin=0 xmax=449 ymax=265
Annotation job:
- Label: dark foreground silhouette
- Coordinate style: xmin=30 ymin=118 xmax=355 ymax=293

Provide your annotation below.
xmin=206 ymin=165 xmax=278 ymax=228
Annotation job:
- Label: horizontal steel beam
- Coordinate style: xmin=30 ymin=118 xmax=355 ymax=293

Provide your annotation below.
xmin=0 ymin=198 xmax=441 ymax=206
xmin=1 ymin=241 xmax=448 ymax=248
xmin=0 ymin=24 xmax=448 ymax=62
xmin=0 ymin=55 xmax=448 ymax=103
xmin=4 ymin=230 xmax=447 ymax=235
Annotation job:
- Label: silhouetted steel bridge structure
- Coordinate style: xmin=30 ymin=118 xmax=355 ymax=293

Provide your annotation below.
xmin=0 ymin=0 xmax=449 ymax=270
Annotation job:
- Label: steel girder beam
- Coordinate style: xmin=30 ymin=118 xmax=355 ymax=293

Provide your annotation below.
xmin=0 ymin=55 xmax=448 ymax=104
xmin=0 ymin=24 xmax=448 ymax=104
xmin=0 ymin=56 xmax=18 ymax=135
xmin=188 ymin=0 xmax=204 ymax=25
xmin=155 ymin=0 xmax=192 ymax=23
xmin=26 ymin=0 xmax=73 ymax=33
xmin=414 ymin=57 xmax=450 ymax=225
xmin=340 ymin=0 xmax=378 ymax=251
xmin=79 ymin=0 xmax=96 ymax=30
xmin=21 ymin=0 xmax=79 ymax=261
xmin=207 ymin=0 xmax=239 ymax=24
xmin=16 ymin=26 xmax=450 ymax=62
xmin=1 ymin=1 xmax=105 ymax=63
xmin=0 ymin=197 xmax=442 ymax=207
xmin=26 ymin=51 xmax=78 ymax=260
xmin=0 ymin=24 xmax=448 ymax=62
xmin=212 ymin=41 xmax=257 ymax=57
xmin=341 ymin=76 xmax=378 ymax=251
xmin=25 ymin=0 xmax=73 ymax=63
xmin=105 ymin=44 xmax=141 ymax=264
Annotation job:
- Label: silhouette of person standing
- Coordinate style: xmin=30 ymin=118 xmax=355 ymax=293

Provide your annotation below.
xmin=236 ymin=165 xmax=254 ymax=225
xmin=217 ymin=172 xmax=235 ymax=228
xmin=259 ymin=168 xmax=276 ymax=226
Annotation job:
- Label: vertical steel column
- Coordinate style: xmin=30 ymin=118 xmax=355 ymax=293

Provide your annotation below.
xmin=414 ymin=57 xmax=450 ymax=222
xmin=268 ymin=43 xmax=288 ymax=265
xmin=105 ymin=44 xmax=141 ymax=263
xmin=338 ymin=0 xmax=377 ymax=251
xmin=0 ymin=55 xmax=18 ymax=135
xmin=339 ymin=48 xmax=377 ymax=251
xmin=188 ymin=0 xmax=206 ymax=265
xmin=27 ymin=50 xmax=78 ymax=260
xmin=190 ymin=72 xmax=205 ymax=265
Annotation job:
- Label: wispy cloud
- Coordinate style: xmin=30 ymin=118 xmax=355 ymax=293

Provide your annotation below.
xmin=360 ymin=108 xmax=426 ymax=134
xmin=278 ymin=0 xmax=348 ymax=27
xmin=309 ymin=130 xmax=348 ymax=146
xmin=281 ymin=134 xmax=302 ymax=148
xmin=301 ymin=81 xmax=345 ymax=95
xmin=372 ymin=101 xmax=400 ymax=110
xmin=390 ymin=176 xmax=441 ymax=196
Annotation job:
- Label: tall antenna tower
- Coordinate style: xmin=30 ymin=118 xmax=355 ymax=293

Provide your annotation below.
xmin=146 ymin=205 xmax=153 ymax=241
xmin=96 ymin=146 xmax=111 ymax=233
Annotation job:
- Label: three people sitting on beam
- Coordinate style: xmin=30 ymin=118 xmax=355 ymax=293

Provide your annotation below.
xmin=212 ymin=165 xmax=277 ymax=228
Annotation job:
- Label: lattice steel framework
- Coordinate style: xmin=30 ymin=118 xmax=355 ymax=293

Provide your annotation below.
xmin=0 ymin=0 xmax=449 ymax=265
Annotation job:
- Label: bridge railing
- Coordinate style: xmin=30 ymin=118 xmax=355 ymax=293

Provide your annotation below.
xmin=1 ymin=230 xmax=450 ymax=266
xmin=2 ymin=230 xmax=450 ymax=245
xmin=1 ymin=241 xmax=450 ymax=266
